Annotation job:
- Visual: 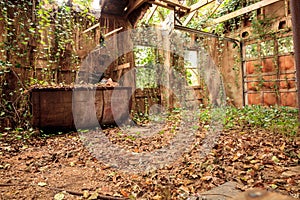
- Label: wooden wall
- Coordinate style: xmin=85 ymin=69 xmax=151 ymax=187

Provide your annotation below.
xmin=0 ymin=7 xmax=135 ymax=88
xmin=76 ymin=14 xmax=135 ymax=82
xmin=206 ymin=37 xmax=243 ymax=107
xmin=0 ymin=3 xmax=139 ymax=128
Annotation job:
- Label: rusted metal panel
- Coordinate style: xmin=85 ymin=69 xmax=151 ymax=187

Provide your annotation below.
xmin=244 ymin=40 xmax=296 ymax=107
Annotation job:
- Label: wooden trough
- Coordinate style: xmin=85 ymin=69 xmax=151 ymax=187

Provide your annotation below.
xmin=31 ymin=86 xmax=132 ymax=129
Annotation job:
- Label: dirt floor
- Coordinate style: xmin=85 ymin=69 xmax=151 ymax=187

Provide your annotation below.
xmin=0 ymin=125 xmax=299 ymax=199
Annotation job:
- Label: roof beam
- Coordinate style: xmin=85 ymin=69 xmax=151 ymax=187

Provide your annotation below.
xmin=149 ymin=0 xmax=171 ymax=9
xmin=174 ymin=24 xmax=240 ymax=43
xmin=82 ymin=23 xmax=100 ymax=34
xmin=125 ymin=0 xmax=148 ymax=17
xmin=149 ymin=0 xmax=190 ymax=11
xmin=190 ymin=0 xmax=214 ymax=12
xmin=104 ymin=27 xmax=123 ymax=37
xmin=174 ymin=24 xmax=239 ymax=43
xmin=145 ymin=5 xmax=158 ymax=23
xmin=213 ymin=0 xmax=281 ymax=24
xmin=149 ymin=0 xmax=190 ymax=12
xmin=183 ymin=10 xmax=196 ymax=26
xmin=159 ymin=0 xmax=190 ymax=10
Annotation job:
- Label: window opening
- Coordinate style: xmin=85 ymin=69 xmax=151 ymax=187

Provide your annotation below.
xmin=134 ymin=46 xmax=158 ymax=89
xmin=245 ymin=43 xmax=259 ymax=59
xmin=261 ymin=40 xmax=275 ymax=57
xmin=184 ymin=50 xmax=201 ymax=86
xmin=278 ymin=36 xmax=294 ymax=54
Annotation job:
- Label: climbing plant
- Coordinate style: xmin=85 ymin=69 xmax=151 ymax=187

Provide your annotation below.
xmin=0 ymin=0 xmax=98 ymax=131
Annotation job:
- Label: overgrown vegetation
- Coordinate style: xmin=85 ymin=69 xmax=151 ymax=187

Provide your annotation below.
xmin=0 ymin=0 xmax=98 ymax=130
xmin=199 ymin=105 xmax=299 ymax=136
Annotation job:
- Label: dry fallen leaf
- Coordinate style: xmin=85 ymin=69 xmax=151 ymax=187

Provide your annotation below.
xmin=120 ymin=189 xmax=129 ymax=197
xmin=54 ymin=192 xmax=64 ymax=200
xmin=37 ymin=182 xmax=47 ymax=187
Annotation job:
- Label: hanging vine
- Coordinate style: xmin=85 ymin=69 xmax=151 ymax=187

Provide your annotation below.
xmin=0 ymin=0 xmax=98 ymax=131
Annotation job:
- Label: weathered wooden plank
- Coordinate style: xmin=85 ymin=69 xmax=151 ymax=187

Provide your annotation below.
xmin=149 ymin=0 xmax=189 ymax=11
xmin=31 ymin=91 xmax=41 ymax=127
xmin=231 ymin=189 xmax=296 ymax=200
xmin=125 ymin=0 xmax=148 ymax=17
xmin=190 ymin=0 xmax=214 ymax=12
xmin=104 ymin=27 xmax=124 ymax=37
xmin=148 ymin=0 xmax=172 ymax=10
xmin=158 ymin=0 xmax=190 ymax=10
xmin=145 ymin=5 xmax=158 ymax=23
xmin=82 ymin=22 xmax=100 ymax=34
xmin=114 ymin=63 xmax=131 ymax=71
xmin=31 ymin=87 xmax=132 ymax=129
xmin=200 ymin=181 xmax=240 ymax=200
xmin=114 ymin=63 xmax=130 ymax=81
xmin=213 ymin=0 xmax=281 ymax=24
xmin=183 ymin=10 xmax=197 ymax=26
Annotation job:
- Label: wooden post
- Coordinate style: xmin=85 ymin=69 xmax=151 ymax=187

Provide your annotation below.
xmin=290 ymin=0 xmax=300 ymax=123
xmin=161 ymin=32 xmax=172 ymax=110
xmin=160 ymin=11 xmax=174 ymax=111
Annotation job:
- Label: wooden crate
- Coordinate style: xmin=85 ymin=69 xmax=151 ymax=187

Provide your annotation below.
xmin=31 ymin=86 xmax=132 ymax=129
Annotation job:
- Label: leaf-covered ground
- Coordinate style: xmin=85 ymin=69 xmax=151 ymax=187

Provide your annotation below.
xmin=0 ymin=106 xmax=299 ymax=199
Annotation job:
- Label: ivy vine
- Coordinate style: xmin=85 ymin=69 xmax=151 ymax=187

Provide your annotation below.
xmin=0 ymin=0 xmax=98 ymax=131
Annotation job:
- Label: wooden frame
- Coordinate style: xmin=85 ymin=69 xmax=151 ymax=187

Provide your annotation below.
xmin=125 ymin=0 xmax=148 ymax=17
xmin=149 ymin=0 xmax=190 ymax=13
xmin=145 ymin=5 xmax=158 ymax=23
xmin=213 ymin=0 xmax=281 ymax=24
xmin=190 ymin=0 xmax=214 ymax=12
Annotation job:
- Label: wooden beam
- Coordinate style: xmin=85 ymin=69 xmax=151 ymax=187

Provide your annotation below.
xmin=82 ymin=23 xmax=100 ymax=34
xmin=145 ymin=5 xmax=158 ymax=23
xmin=159 ymin=0 xmax=190 ymax=10
xmin=149 ymin=0 xmax=190 ymax=11
xmin=114 ymin=63 xmax=130 ymax=81
xmin=291 ymin=0 xmax=300 ymax=123
xmin=213 ymin=0 xmax=281 ymax=24
xmin=232 ymin=189 xmax=297 ymax=200
xmin=184 ymin=0 xmax=224 ymax=25
xmin=125 ymin=0 xmax=148 ymax=17
xmin=114 ymin=63 xmax=130 ymax=71
xmin=149 ymin=0 xmax=173 ymax=9
xmin=190 ymin=0 xmax=214 ymax=12
xmin=104 ymin=27 xmax=123 ymax=38
xmin=174 ymin=24 xmax=239 ymax=43
xmin=183 ymin=10 xmax=197 ymax=26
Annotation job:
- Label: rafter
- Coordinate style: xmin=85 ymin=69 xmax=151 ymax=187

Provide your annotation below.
xmin=159 ymin=0 xmax=190 ymax=10
xmin=190 ymin=0 xmax=214 ymax=12
xmin=149 ymin=0 xmax=190 ymax=12
xmin=145 ymin=5 xmax=158 ymax=23
xmin=213 ymin=0 xmax=281 ymax=24
xmin=183 ymin=10 xmax=196 ymax=26
xmin=125 ymin=0 xmax=148 ymax=17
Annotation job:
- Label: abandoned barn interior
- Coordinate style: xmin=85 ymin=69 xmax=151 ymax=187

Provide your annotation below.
xmin=0 ymin=0 xmax=298 ymax=130
xmin=0 ymin=0 xmax=299 ymax=199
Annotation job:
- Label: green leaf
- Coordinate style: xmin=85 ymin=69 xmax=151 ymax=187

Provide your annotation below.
xmin=270 ymin=184 xmax=278 ymax=189
xmin=271 ymin=156 xmax=280 ymax=163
